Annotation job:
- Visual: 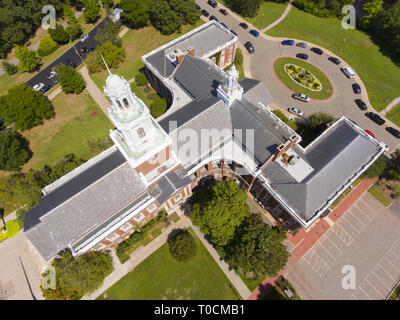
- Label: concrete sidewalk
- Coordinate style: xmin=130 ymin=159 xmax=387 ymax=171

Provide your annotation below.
xmin=261 ymin=0 xmax=293 ymax=33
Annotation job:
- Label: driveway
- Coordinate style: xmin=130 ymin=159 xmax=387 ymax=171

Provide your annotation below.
xmin=285 ymin=193 xmax=400 ymax=300
xmin=195 ymin=0 xmax=400 ymax=152
xmin=0 ymin=232 xmax=46 ymax=300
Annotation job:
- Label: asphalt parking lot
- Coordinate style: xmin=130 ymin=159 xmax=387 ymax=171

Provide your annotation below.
xmin=286 ymin=192 xmax=400 ymax=300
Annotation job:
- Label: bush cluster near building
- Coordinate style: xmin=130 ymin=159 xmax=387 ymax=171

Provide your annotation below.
xmin=190 ymin=180 xmax=289 ymax=283
xmin=168 ymin=229 xmax=197 ymax=263
xmin=41 ymin=250 xmax=113 ymax=300
xmin=37 ymin=36 xmax=60 ymax=57
xmin=120 ymin=0 xmax=200 ymax=35
xmin=0 ymin=131 xmax=31 ymax=171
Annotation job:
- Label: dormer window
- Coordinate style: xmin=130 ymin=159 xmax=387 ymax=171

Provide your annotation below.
xmin=123 ymin=98 xmax=129 ymax=108
xmin=137 ymin=127 xmax=146 ymax=139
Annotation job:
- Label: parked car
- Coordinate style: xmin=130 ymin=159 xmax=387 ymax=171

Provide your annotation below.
xmin=296 ymin=42 xmax=307 ymax=48
xmin=195 ymin=4 xmax=200 ymax=10
xmin=386 ymin=127 xmax=400 ymax=138
xmin=202 ymin=9 xmax=210 ymax=17
xmin=230 ymin=29 xmax=237 ymax=36
xmin=219 ymin=8 xmax=228 ymax=15
xmin=355 ymin=99 xmax=367 ymax=110
xmin=249 ymin=29 xmax=259 ymax=37
xmin=311 ymin=47 xmax=323 ymax=55
xmin=39 ymin=84 xmax=52 ymax=94
xmin=352 ymin=83 xmax=361 ymax=94
xmin=220 ymin=22 xmax=228 ymax=29
xmin=281 ymin=39 xmax=294 ymax=46
xmin=296 ymin=53 xmax=308 ymax=60
xmin=365 ymin=112 xmax=385 ymax=125
xmin=365 ymin=129 xmax=375 ymax=139
xmin=80 ymin=34 xmax=89 ymax=42
xmin=208 ymin=0 xmax=217 ymax=8
xmin=239 ymin=22 xmax=248 ymax=29
xmin=292 ymin=93 xmax=310 ymax=102
xmin=328 ymin=56 xmax=341 ymax=65
xmin=33 ymin=83 xmax=44 ymax=91
xmin=209 ymin=15 xmax=218 ymax=22
xmin=288 ymin=107 xmax=304 ymax=117
xmin=341 ymin=67 xmax=356 ymax=79
xmin=47 ymin=70 xmax=57 ymax=79
xmin=244 ymin=41 xmax=255 ymax=54
xmin=79 ymin=47 xmax=88 ymax=55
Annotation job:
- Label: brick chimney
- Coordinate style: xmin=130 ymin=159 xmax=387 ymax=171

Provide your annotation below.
xmin=177 ymin=53 xmax=185 ymax=64
xmin=187 ymin=46 xmax=195 ymax=57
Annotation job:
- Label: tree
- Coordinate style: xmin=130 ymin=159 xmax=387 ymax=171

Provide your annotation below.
xmin=167 ymin=0 xmax=200 ymax=25
xmin=48 ymin=24 xmax=70 ymax=44
xmin=374 ymin=1 xmax=400 ymax=57
xmin=66 ymin=23 xmax=83 ymax=41
xmin=63 ymin=4 xmax=78 ymax=24
xmin=190 ymin=180 xmax=250 ymax=246
xmin=16 ymin=208 xmax=26 ymax=228
xmin=363 ymin=156 xmax=386 ymax=178
xmin=235 ymin=0 xmax=262 ymax=18
xmin=121 ymin=0 xmax=151 ymax=28
xmin=168 ymin=229 xmax=197 ymax=262
xmin=82 ymin=0 xmax=101 ymax=23
xmin=387 ymin=150 xmax=400 ymax=181
xmin=0 ymin=131 xmax=31 ymax=171
xmin=135 ymin=72 xmax=148 ymax=86
xmin=41 ymin=250 xmax=113 ymax=300
xmin=37 ymin=36 xmax=59 ymax=56
xmin=150 ymin=96 xmax=167 ymax=118
xmin=14 ymin=46 xmax=41 ymax=72
xmin=95 ymin=19 xmax=121 ymax=47
xmin=101 ymin=0 xmax=114 ymax=8
xmin=150 ymin=0 xmax=182 ymax=35
xmin=0 ymin=84 xmax=54 ymax=130
xmin=2 ymin=62 xmax=18 ymax=76
xmin=360 ymin=0 xmax=383 ymax=30
xmin=87 ymin=41 xmax=125 ymax=73
xmin=223 ymin=214 xmax=289 ymax=278
xmin=55 ymin=65 xmax=86 ymax=94
xmin=297 ymin=112 xmax=336 ymax=147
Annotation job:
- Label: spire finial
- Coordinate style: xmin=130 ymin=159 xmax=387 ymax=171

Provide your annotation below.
xmin=100 ymin=51 xmax=111 ymax=75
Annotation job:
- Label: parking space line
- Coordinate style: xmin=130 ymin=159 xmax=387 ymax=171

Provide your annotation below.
xmin=390 ymin=248 xmax=400 ymax=259
xmin=371 ymin=271 xmax=392 ymax=291
xmin=348 ymin=209 xmax=368 ymax=227
xmin=382 ymin=256 xmax=400 ymax=273
xmin=316 ymin=241 xmax=337 ymax=261
xmin=357 ymin=286 xmax=373 ymax=300
xmin=353 ymin=203 xmax=373 ymax=222
xmin=324 ymin=232 xmax=344 ymax=252
xmin=342 ymin=215 xmax=361 ymax=234
xmin=375 ymin=264 xmax=397 ymax=282
xmin=364 ymin=278 xmax=386 ymax=298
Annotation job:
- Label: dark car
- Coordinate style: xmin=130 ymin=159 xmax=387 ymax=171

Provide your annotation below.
xmin=249 ymin=29 xmax=259 ymax=37
xmin=39 ymin=84 xmax=52 ymax=94
xmin=195 ymin=4 xmax=200 ymax=10
xmin=355 ymin=99 xmax=367 ymax=110
xmin=219 ymin=8 xmax=228 ymax=15
xmin=352 ymin=83 xmax=361 ymax=94
xmin=328 ymin=56 xmax=341 ymax=65
xmin=386 ymin=127 xmax=400 ymax=138
xmin=281 ymin=39 xmax=294 ymax=46
xmin=244 ymin=41 xmax=255 ymax=54
xmin=239 ymin=22 xmax=248 ymax=29
xmin=365 ymin=112 xmax=386 ymax=125
xmin=296 ymin=53 xmax=308 ymax=60
xmin=220 ymin=22 xmax=228 ymax=29
xmin=209 ymin=15 xmax=218 ymax=22
xmin=201 ymin=9 xmax=210 ymax=17
xmin=208 ymin=0 xmax=217 ymax=8
xmin=230 ymin=29 xmax=237 ymax=36
xmin=311 ymin=47 xmax=323 ymax=55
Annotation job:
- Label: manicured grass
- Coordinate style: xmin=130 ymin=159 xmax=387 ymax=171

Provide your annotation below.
xmin=274 ymin=57 xmax=333 ymax=99
xmin=266 ymin=7 xmax=400 ymax=112
xmin=98 ymin=228 xmax=240 ymax=300
xmin=221 ymin=0 xmax=289 ymax=30
xmin=386 ymin=103 xmax=400 ymax=128
xmin=368 ymin=184 xmax=393 ymax=207
xmin=21 ymin=90 xmax=112 ymax=170
xmin=240 ymin=272 xmax=268 ymax=292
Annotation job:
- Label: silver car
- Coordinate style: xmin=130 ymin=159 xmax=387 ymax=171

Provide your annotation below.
xmin=292 ymin=93 xmax=310 ymax=103
xmin=296 ymin=42 xmax=307 ymax=48
xmin=288 ymin=107 xmax=304 ymax=117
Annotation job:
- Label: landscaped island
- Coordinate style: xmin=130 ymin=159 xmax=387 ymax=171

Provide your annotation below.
xmin=285 ymin=63 xmax=322 ymax=91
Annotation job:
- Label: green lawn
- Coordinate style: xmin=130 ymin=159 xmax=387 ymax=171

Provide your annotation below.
xmin=368 ymin=184 xmax=393 ymax=208
xmin=274 ymin=57 xmax=333 ymax=99
xmin=266 ymin=7 xmax=400 ymax=112
xmin=21 ymin=90 xmax=113 ymax=170
xmin=221 ymin=0 xmax=289 ymax=30
xmin=97 ymin=228 xmax=240 ymax=300
xmin=386 ymin=103 xmax=400 ymax=127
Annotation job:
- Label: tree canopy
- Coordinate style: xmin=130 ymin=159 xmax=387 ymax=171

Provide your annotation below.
xmin=48 ymin=24 xmax=70 ymax=44
xmin=0 ymin=131 xmax=31 ymax=171
xmin=82 ymin=0 xmax=101 ymax=23
xmin=121 ymin=0 xmax=152 ymax=28
xmin=0 ymin=84 xmax=54 ymax=131
xmin=14 ymin=46 xmax=41 ymax=72
xmin=95 ymin=19 xmax=122 ymax=47
xmin=41 ymin=250 xmax=113 ymax=300
xmin=387 ymin=150 xmax=400 ymax=181
xmin=168 ymin=229 xmax=197 ymax=262
xmin=55 ymin=65 xmax=86 ymax=94
xmin=87 ymin=41 xmax=125 ymax=73
xmin=364 ymin=156 xmax=387 ymax=179
xmin=190 ymin=180 xmax=250 ymax=246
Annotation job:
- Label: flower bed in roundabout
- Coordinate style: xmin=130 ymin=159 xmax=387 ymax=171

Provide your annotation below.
xmin=274 ymin=57 xmax=333 ymax=100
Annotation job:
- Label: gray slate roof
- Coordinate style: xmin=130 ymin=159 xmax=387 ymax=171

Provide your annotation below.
xmin=25 ymin=161 xmax=146 ymax=260
xmin=262 ymin=120 xmax=382 ymax=221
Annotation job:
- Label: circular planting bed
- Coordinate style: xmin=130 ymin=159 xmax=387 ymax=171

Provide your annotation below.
xmin=274 ymin=57 xmax=333 ymax=100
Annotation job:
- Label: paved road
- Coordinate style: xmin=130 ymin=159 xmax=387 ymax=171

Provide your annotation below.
xmin=195 ymin=0 xmax=400 ymax=152
xmin=26 ymin=19 xmax=106 ymax=90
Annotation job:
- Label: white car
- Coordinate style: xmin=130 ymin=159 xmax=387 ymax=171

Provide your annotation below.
xmin=80 ymin=34 xmax=89 ymax=42
xmin=292 ymin=93 xmax=310 ymax=103
xmin=341 ymin=67 xmax=356 ymax=79
xmin=33 ymin=83 xmax=44 ymax=91
xmin=47 ymin=70 xmax=57 ymax=79
xmin=288 ymin=107 xmax=304 ymax=117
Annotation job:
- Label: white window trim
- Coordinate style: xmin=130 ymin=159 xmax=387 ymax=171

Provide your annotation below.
xmin=105 ymin=233 xmax=119 ymax=242
xmin=147 ymin=203 xmax=157 ymax=213
xmin=174 ymin=193 xmax=183 ymax=203
xmin=133 ymin=212 xmax=145 ymax=223
xmin=120 ymin=222 xmax=132 ymax=232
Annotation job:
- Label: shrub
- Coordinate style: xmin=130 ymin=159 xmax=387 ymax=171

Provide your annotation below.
xmin=48 ymin=24 xmax=70 ymax=45
xmin=168 ymin=229 xmax=197 ymax=263
xmin=2 ymin=62 xmax=18 ymax=76
xmin=150 ymin=97 xmax=167 ymax=118
xmin=364 ymin=157 xmax=387 ymax=178
xmin=14 ymin=46 xmax=41 ymax=72
xmin=234 ymin=48 xmax=243 ymax=67
xmin=66 ymin=24 xmax=83 ymax=41
xmin=4 ymin=220 xmax=20 ymax=237
xmin=38 ymin=36 xmax=59 ymax=56
xmin=0 ymin=131 xmax=31 ymax=171
xmin=135 ymin=73 xmax=148 ymax=86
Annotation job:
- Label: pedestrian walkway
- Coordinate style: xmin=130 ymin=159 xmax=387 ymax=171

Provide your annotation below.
xmin=247 ymin=270 xmax=285 ymax=300
xmin=261 ymin=0 xmax=293 ymax=33
xmin=381 ymin=97 xmax=400 ymax=116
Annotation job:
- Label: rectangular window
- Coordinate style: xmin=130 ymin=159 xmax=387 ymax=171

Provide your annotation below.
xmin=120 ymin=222 xmax=132 ymax=232
xmin=133 ymin=212 xmax=145 ymax=223
xmin=137 ymin=127 xmax=146 ymax=139
xmin=174 ymin=193 xmax=183 ymax=203
xmin=273 ymin=205 xmax=283 ymax=215
xmin=147 ymin=203 xmax=157 ymax=213
xmin=105 ymin=233 xmax=118 ymax=242
xmin=229 ymin=45 xmax=233 ymax=53
xmin=91 ymin=243 xmax=104 ymax=251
